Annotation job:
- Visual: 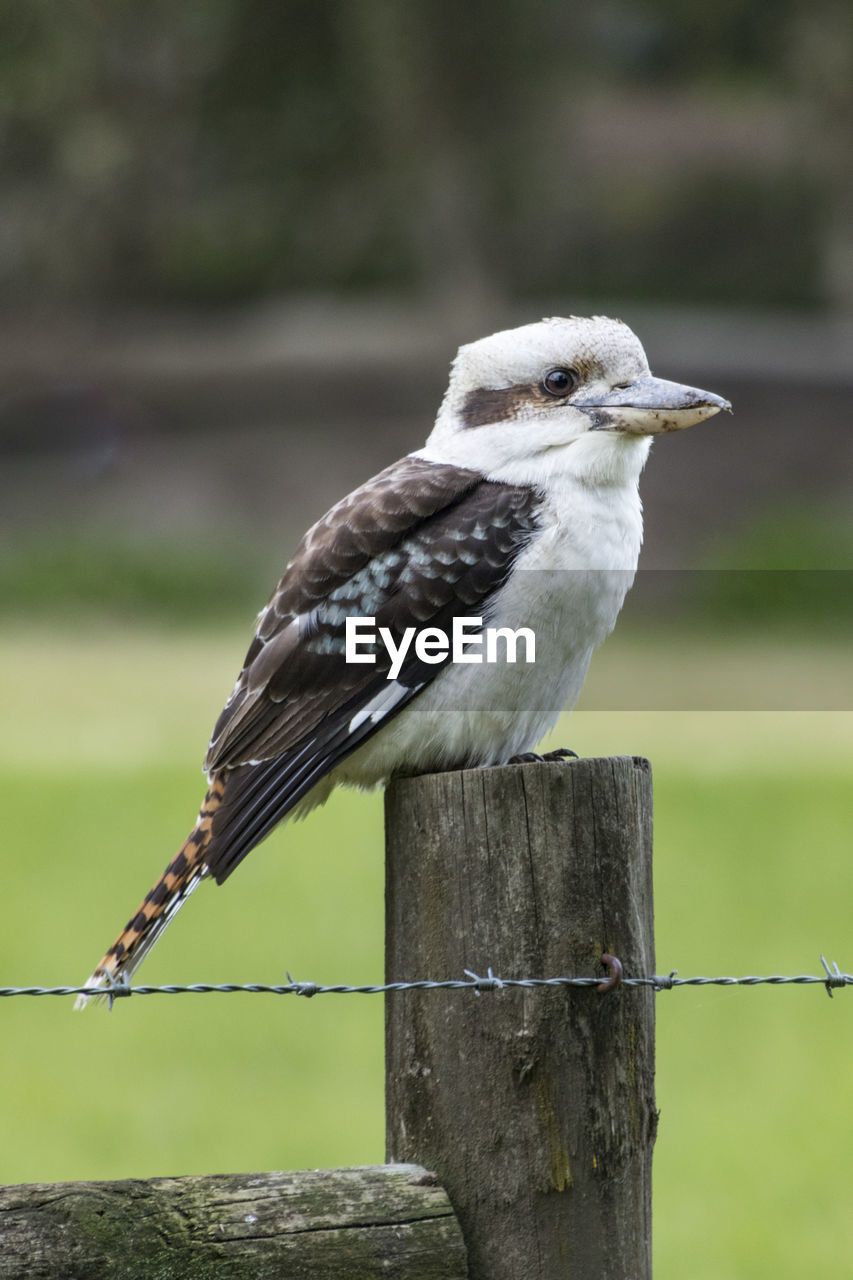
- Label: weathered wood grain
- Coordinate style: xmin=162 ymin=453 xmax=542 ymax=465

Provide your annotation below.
xmin=0 ymin=1163 xmax=466 ymax=1279
xmin=385 ymin=757 xmax=656 ymax=1280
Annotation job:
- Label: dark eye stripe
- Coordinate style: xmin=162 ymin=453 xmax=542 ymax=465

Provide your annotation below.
xmin=461 ymin=384 xmax=537 ymax=428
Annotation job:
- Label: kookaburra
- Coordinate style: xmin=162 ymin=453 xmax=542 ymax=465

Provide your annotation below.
xmin=76 ymin=315 xmax=729 ymax=1006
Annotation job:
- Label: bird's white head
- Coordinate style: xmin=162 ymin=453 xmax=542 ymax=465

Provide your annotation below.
xmin=421 ymin=315 xmax=730 ymax=488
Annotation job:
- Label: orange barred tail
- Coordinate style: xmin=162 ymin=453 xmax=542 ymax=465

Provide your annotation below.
xmin=74 ymin=777 xmax=226 ymax=1010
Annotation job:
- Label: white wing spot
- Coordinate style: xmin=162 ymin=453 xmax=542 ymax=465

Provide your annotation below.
xmin=348 ymin=682 xmax=410 ymax=734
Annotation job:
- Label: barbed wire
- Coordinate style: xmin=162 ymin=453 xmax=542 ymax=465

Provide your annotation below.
xmin=1 ymin=955 xmax=849 ymax=1004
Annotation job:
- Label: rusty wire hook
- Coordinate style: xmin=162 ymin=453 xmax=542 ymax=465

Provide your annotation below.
xmin=597 ymin=952 xmax=624 ymax=994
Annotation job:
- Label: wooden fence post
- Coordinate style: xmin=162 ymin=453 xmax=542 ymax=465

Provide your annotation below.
xmin=385 ymin=756 xmax=657 ymax=1279
xmin=0 ymin=1165 xmax=467 ymax=1279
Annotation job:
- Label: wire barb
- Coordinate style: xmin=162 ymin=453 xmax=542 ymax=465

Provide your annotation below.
xmin=103 ymin=968 xmax=132 ymax=1011
xmin=463 ymin=967 xmax=505 ymax=994
xmin=820 ymin=954 xmax=846 ymax=999
xmin=286 ymin=971 xmax=320 ymax=998
xmin=652 ymin=970 xmax=678 ymax=991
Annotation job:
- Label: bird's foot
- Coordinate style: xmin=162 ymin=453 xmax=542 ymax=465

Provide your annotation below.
xmin=507 ymin=747 xmax=578 ymax=765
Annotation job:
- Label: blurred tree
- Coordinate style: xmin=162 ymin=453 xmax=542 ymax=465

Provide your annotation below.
xmin=0 ymin=1 xmax=234 ymax=298
xmin=0 ymin=0 xmax=838 ymax=310
xmin=786 ymin=0 xmax=853 ymax=311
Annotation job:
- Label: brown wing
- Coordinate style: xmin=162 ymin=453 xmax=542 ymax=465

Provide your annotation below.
xmin=200 ymin=455 xmax=541 ymax=882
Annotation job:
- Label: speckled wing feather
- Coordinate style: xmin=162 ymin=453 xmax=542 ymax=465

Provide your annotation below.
xmin=202 ymin=455 xmax=542 ymax=881
xmin=76 ymin=456 xmax=541 ymax=1002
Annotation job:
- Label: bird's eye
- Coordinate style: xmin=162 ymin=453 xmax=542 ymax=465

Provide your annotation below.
xmin=542 ymin=367 xmax=579 ymax=397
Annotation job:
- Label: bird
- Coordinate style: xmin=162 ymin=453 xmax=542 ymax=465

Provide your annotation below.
xmin=75 ymin=315 xmax=730 ymax=1007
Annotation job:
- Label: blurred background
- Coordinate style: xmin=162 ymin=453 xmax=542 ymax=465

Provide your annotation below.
xmin=1 ymin=4 xmax=851 ymax=1277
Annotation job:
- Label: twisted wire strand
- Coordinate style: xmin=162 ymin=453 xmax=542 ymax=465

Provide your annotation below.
xmin=1 ymin=957 xmax=848 ymax=1001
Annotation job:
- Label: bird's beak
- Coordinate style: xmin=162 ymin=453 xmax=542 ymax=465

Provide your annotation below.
xmin=575 ymin=376 xmax=732 ymax=435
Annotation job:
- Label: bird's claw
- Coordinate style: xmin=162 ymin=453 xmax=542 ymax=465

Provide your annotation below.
xmin=507 ymin=747 xmax=578 ymax=765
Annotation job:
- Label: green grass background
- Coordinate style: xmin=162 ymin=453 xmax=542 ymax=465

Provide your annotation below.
xmin=2 ymin=620 xmax=852 ymax=1278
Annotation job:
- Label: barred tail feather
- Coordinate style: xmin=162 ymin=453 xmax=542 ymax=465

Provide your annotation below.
xmin=74 ymin=778 xmax=226 ymax=1010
